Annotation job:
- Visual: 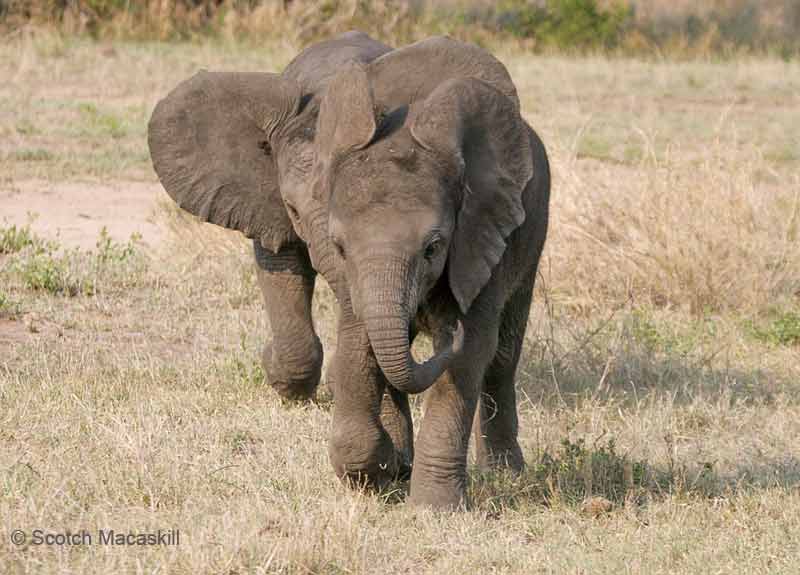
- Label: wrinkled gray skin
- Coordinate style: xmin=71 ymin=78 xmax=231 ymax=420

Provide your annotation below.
xmin=148 ymin=33 xmax=550 ymax=509
xmin=314 ymin=41 xmax=550 ymax=508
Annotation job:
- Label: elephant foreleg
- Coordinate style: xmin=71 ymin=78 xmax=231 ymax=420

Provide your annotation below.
xmin=254 ymin=240 xmax=322 ymax=402
xmin=409 ymin=309 xmax=498 ymax=509
xmin=328 ymin=299 xmax=410 ymax=488
xmin=473 ymin=279 xmax=533 ymax=473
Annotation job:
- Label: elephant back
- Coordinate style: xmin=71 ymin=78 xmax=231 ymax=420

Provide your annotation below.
xmin=367 ymin=36 xmax=520 ymax=115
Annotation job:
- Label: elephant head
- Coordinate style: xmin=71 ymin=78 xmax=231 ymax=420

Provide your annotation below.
xmin=314 ymin=47 xmax=534 ymax=395
xmin=147 ymin=32 xmax=391 ymax=277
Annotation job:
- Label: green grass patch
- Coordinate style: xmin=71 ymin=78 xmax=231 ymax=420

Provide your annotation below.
xmin=0 ymin=223 xmax=39 ymax=254
xmin=78 ymin=102 xmax=129 ymax=139
xmin=746 ymin=311 xmax=800 ymax=347
xmin=576 ymin=134 xmax=614 ymax=162
xmin=15 ymin=119 xmax=39 ymax=135
xmin=11 ymin=148 xmax=55 ymax=162
xmin=15 ymin=249 xmax=80 ymax=295
xmin=0 ymin=291 xmax=21 ymax=318
xmin=626 ymin=308 xmax=718 ymax=357
xmin=7 ymin=227 xmax=147 ymax=297
xmin=622 ymin=143 xmax=645 ymax=164
xmin=764 ymin=146 xmax=798 ymax=165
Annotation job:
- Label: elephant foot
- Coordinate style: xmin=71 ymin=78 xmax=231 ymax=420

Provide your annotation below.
xmin=408 ymin=476 xmax=467 ymax=511
xmin=475 ymin=443 xmax=525 ymax=474
xmin=408 ymin=459 xmax=468 ymax=510
xmin=262 ymin=336 xmax=323 ymax=402
xmin=329 ymin=426 xmax=410 ymax=489
xmin=394 ymin=448 xmax=413 ymax=482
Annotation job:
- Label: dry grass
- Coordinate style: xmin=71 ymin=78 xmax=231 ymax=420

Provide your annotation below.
xmin=1 ymin=32 xmax=800 ymax=573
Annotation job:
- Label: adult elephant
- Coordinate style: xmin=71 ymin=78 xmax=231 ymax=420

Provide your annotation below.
xmin=312 ymin=42 xmax=551 ymax=508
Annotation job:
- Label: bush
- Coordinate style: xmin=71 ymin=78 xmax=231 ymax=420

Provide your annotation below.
xmin=494 ymin=0 xmax=631 ymax=50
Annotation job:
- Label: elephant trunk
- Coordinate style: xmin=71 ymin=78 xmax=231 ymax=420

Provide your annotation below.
xmin=303 ymin=205 xmax=340 ymax=281
xmin=360 ymin=256 xmax=463 ymax=395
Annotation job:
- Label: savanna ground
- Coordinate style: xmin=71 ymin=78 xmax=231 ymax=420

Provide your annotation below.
xmin=1 ymin=29 xmax=800 ymax=574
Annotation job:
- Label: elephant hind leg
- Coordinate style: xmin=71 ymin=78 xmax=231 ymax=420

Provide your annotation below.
xmin=254 ymin=240 xmax=323 ymax=402
xmin=473 ymin=278 xmax=534 ymax=473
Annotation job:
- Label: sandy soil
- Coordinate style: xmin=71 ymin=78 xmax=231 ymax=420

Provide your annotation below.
xmin=0 ymin=179 xmax=169 ymax=354
xmin=0 ymin=179 xmax=166 ymax=250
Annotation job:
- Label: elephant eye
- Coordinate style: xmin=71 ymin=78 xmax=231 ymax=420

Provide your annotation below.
xmin=257 ymin=140 xmax=272 ymax=156
xmin=424 ymin=238 xmax=442 ymax=261
xmin=285 ymin=202 xmax=300 ymax=222
xmin=332 ymin=239 xmax=346 ymax=261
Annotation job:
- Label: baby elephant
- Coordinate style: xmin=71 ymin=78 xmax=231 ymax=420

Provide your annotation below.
xmin=149 ymin=33 xmax=550 ymax=510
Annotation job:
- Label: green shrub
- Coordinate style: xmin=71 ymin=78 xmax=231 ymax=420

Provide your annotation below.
xmin=493 ymin=0 xmax=631 ymax=50
xmin=471 ymin=436 xmax=652 ymax=509
xmin=15 ymin=247 xmax=86 ymax=296
xmin=78 ymin=103 xmax=128 ymax=139
xmin=95 ymin=227 xmax=141 ymax=264
xmin=11 ymin=148 xmax=54 ymax=162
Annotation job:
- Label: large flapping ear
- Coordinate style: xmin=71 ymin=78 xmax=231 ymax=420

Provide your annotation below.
xmin=409 ymin=78 xmax=534 ymax=314
xmin=312 ymin=62 xmax=377 ymax=203
xmin=148 ymin=71 xmax=301 ymax=252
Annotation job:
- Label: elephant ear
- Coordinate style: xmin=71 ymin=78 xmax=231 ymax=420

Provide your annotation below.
xmin=409 ymin=78 xmax=533 ymax=314
xmin=148 ymin=71 xmax=302 ymax=252
xmin=312 ymin=62 xmax=377 ymax=203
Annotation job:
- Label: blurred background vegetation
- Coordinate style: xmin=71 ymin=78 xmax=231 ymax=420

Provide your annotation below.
xmin=1 ymin=0 xmax=799 ymax=57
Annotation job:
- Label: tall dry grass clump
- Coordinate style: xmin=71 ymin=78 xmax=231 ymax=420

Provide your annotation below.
xmin=549 ymin=143 xmax=800 ymax=313
xmin=508 ymin=57 xmax=800 ymax=316
xmin=0 ymin=0 xmax=452 ymax=46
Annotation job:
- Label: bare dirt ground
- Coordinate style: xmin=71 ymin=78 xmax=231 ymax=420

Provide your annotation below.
xmin=1 ymin=179 xmax=165 ymax=250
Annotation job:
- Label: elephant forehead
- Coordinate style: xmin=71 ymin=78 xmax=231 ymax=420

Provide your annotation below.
xmin=332 ymin=148 xmax=441 ymax=211
xmin=337 ymin=205 xmax=441 ymax=247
